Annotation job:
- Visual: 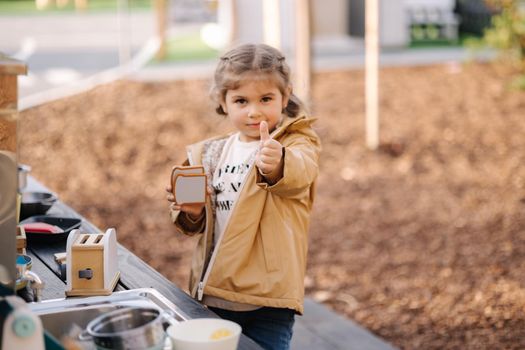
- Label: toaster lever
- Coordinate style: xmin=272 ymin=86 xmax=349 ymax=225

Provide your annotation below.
xmin=78 ymin=269 xmax=93 ymax=280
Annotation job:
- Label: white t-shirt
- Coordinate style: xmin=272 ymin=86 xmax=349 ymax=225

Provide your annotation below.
xmin=212 ymin=133 xmax=259 ymax=245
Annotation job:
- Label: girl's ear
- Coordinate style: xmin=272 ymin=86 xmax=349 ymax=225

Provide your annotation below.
xmin=282 ymin=85 xmax=292 ymax=109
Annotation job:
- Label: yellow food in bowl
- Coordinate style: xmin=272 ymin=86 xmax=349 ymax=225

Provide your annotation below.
xmin=209 ymin=328 xmax=233 ymax=340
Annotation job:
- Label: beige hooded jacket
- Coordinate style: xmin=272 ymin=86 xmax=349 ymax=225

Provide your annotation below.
xmin=170 ymin=115 xmax=321 ymax=314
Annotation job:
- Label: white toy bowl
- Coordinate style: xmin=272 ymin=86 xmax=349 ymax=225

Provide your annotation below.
xmin=167 ymin=318 xmax=241 ymax=350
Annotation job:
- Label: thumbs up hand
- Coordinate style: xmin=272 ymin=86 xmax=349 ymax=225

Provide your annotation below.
xmin=256 ymin=121 xmax=283 ymax=176
xmin=259 ymin=120 xmax=271 ymax=142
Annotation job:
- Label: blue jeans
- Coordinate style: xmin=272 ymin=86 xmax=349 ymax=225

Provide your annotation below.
xmin=208 ymin=306 xmax=295 ymax=350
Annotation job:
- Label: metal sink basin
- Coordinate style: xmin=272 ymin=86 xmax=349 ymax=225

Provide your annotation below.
xmin=29 ymin=288 xmax=189 ymax=348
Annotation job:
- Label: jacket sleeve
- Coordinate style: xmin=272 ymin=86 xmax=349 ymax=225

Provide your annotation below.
xmin=256 ymin=131 xmax=320 ymax=199
xmin=170 ymin=208 xmax=206 ymax=236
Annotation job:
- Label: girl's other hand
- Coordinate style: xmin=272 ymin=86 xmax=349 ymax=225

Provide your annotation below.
xmin=256 ymin=121 xmax=283 ymax=175
xmin=166 ymin=184 xmax=212 ymax=219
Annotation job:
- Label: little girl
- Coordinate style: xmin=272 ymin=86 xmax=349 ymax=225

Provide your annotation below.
xmin=166 ymin=43 xmax=321 ymax=350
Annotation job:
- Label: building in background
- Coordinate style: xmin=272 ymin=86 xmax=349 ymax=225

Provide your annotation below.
xmin=203 ymin=0 xmax=496 ymax=54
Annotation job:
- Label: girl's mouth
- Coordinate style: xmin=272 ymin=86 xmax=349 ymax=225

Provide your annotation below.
xmin=247 ymin=123 xmax=260 ymax=128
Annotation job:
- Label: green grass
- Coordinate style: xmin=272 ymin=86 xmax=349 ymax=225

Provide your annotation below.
xmin=409 ymin=33 xmax=482 ymax=49
xmin=0 ymin=0 xmax=151 ymax=14
xmin=151 ymin=33 xmax=219 ymax=63
xmin=409 ymin=39 xmax=460 ymax=48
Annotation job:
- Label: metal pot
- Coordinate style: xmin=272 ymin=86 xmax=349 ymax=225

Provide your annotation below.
xmin=20 ymin=192 xmax=57 ymax=221
xmin=79 ymin=307 xmax=170 ymax=350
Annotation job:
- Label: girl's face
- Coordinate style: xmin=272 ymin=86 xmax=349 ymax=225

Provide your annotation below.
xmin=221 ymin=75 xmax=290 ymax=142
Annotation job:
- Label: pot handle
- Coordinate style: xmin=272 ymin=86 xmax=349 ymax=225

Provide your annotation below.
xmin=41 ymin=196 xmax=57 ymax=204
xmin=78 ymin=329 xmax=93 ymax=342
xmin=161 ymin=310 xmax=178 ymax=328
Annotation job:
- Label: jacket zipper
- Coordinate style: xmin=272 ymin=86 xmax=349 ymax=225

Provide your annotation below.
xmin=198 ymin=281 xmax=204 ymax=300
xmin=197 ymin=203 xmax=212 ymax=300
xmin=186 ymin=147 xmax=211 ymax=300
xmin=196 ymin=159 xmax=256 ymax=301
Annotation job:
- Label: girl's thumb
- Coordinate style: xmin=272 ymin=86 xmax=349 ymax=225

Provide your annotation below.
xmin=260 ymin=121 xmax=270 ymax=141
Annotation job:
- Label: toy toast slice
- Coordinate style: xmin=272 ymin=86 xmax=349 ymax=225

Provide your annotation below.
xmin=171 ymin=165 xmax=204 ymax=190
xmin=173 ymin=173 xmax=207 ymax=204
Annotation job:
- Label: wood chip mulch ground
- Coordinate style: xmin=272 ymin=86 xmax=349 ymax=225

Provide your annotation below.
xmin=20 ymin=62 xmax=525 ymax=349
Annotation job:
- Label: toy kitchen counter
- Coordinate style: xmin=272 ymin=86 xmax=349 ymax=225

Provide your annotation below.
xmin=22 ymin=176 xmax=263 ymax=350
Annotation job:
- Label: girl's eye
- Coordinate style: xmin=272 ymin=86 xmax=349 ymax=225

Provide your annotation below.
xmin=262 ymin=97 xmax=272 ymax=103
xmin=234 ymin=98 xmax=247 ymax=104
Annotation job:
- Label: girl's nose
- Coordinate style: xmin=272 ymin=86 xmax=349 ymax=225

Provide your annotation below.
xmin=248 ymin=106 xmax=261 ymax=118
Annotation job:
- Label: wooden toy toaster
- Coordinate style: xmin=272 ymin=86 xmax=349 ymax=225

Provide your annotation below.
xmin=65 ymin=228 xmax=120 ymax=296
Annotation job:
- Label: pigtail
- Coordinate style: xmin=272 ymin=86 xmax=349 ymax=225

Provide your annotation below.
xmin=274 ymin=52 xmax=306 ymax=118
xmin=284 ymin=93 xmax=305 ymax=118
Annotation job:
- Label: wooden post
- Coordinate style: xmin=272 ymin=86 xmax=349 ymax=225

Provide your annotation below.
xmin=0 ymin=54 xmax=25 ymax=151
xmin=365 ymin=0 xmax=379 ymax=150
xmin=155 ymin=0 xmax=168 ymax=60
xmin=0 ymin=53 xmax=27 ymax=293
xmin=35 ymin=0 xmax=51 ymax=10
xmin=263 ymin=0 xmax=281 ymax=49
xmin=118 ymin=0 xmax=132 ymax=65
xmin=294 ymin=0 xmax=312 ymax=106
xmin=220 ymin=0 xmax=237 ymax=49
xmin=75 ymin=0 xmax=88 ymax=11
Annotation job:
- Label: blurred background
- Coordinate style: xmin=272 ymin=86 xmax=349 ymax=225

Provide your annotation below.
xmin=2 ymin=0 xmax=525 ymax=349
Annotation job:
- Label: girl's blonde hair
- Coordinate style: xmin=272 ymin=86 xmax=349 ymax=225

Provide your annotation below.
xmin=210 ymin=43 xmax=304 ymax=118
